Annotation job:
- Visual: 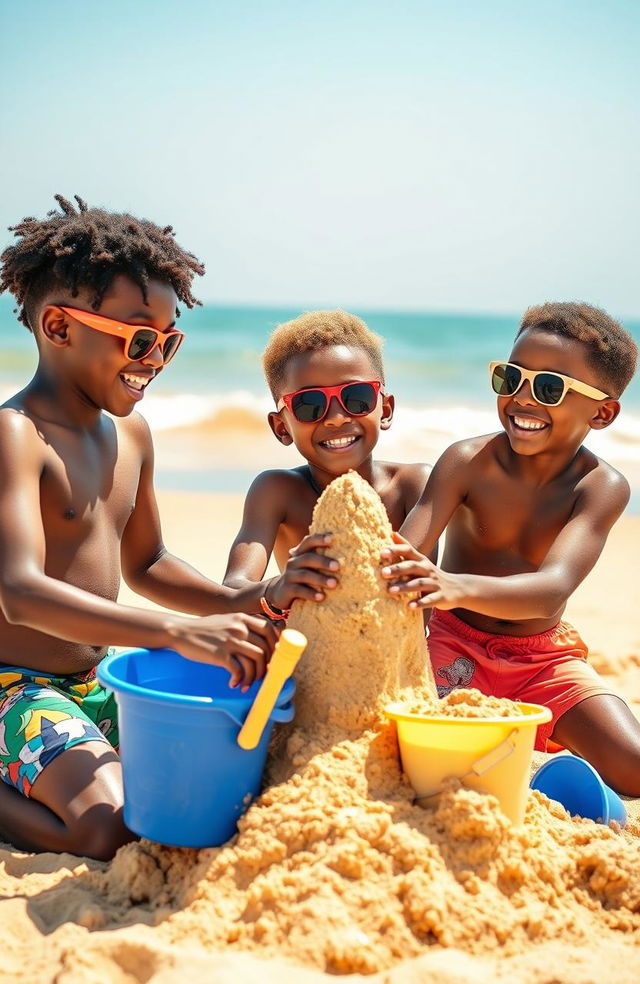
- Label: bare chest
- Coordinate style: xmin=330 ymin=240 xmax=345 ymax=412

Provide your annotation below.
xmin=272 ymin=475 xmax=407 ymax=569
xmin=456 ymin=475 xmax=576 ymax=567
xmin=40 ymin=424 xmax=141 ymax=546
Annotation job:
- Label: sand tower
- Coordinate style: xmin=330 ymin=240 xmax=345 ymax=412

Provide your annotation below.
xmin=287 ymin=471 xmax=436 ymax=732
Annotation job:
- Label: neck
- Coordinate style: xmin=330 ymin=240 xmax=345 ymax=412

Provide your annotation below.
xmin=501 ymin=435 xmax=587 ymax=486
xmin=25 ymin=365 xmax=103 ymax=430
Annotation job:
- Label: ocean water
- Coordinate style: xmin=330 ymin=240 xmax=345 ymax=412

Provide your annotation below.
xmin=1 ymin=298 xmax=639 ymax=508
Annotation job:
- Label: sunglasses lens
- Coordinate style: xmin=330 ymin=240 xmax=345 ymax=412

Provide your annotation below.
xmin=291 ymin=390 xmax=328 ymax=422
xmin=491 ymin=363 xmax=521 ymax=396
xmin=533 ymin=373 xmax=565 ymax=405
xmin=341 ymin=382 xmax=378 ymax=415
xmin=162 ymin=333 xmax=182 ymax=363
xmin=127 ymin=329 xmax=157 ymax=361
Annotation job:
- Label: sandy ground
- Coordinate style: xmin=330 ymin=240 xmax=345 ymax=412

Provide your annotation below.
xmin=1 ymin=492 xmax=640 ymax=984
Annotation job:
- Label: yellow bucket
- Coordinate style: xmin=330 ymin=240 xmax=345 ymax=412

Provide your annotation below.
xmin=384 ymin=700 xmax=552 ymax=825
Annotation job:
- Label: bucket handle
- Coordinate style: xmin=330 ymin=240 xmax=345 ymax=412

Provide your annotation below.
xmin=413 ymin=729 xmax=519 ymax=805
xmin=269 ymin=700 xmax=295 ymax=724
xmin=217 ymin=699 xmax=295 ymax=731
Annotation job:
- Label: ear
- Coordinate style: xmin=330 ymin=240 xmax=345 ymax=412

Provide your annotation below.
xmin=40 ymin=305 xmax=71 ymax=348
xmin=268 ymin=410 xmax=294 ymax=446
xmin=589 ymin=398 xmax=621 ymax=430
xmin=380 ymin=392 xmax=395 ymax=431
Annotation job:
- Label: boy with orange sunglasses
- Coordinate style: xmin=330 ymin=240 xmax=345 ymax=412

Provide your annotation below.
xmin=381 ymin=302 xmax=640 ymax=795
xmin=0 ymin=195 xmax=280 ymax=859
xmin=223 ymin=309 xmax=432 ymax=616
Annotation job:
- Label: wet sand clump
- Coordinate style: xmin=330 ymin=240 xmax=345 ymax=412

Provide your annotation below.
xmin=286 ymin=471 xmax=436 ymax=732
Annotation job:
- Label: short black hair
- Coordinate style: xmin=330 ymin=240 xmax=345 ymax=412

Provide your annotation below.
xmin=517 ymin=302 xmax=638 ymax=397
xmin=0 ymin=194 xmax=205 ymax=332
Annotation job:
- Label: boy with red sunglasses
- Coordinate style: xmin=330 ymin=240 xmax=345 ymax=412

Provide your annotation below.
xmin=0 ymin=195 xmax=280 ymax=859
xmin=223 ymin=309 xmax=432 ymax=615
xmin=381 ymin=302 xmax=640 ymax=795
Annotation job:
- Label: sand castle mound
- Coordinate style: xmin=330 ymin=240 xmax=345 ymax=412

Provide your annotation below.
xmin=287 ymin=471 xmax=435 ymax=731
xmin=4 ymin=473 xmax=640 ymax=983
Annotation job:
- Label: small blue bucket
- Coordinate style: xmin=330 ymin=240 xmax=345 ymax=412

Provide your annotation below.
xmin=97 ymin=647 xmax=295 ymax=848
xmin=530 ymin=753 xmax=627 ymax=827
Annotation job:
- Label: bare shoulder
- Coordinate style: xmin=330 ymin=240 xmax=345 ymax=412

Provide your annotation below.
xmin=114 ymin=410 xmax=153 ymax=447
xmin=244 ymin=467 xmax=313 ymax=515
xmin=0 ymin=403 xmax=45 ymax=450
xmin=442 ymin=432 xmax=502 ymax=465
xmin=578 ymin=452 xmax=630 ymax=513
xmin=394 ymin=434 xmax=501 ymax=485
xmin=248 ymin=466 xmax=311 ymax=494
xmin=376 ymin=459 xmax=432 ymax=515
xmin=379 ymin=459 xmax=431 ymax=491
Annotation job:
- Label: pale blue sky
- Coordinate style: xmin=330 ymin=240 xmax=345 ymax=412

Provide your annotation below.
xmin=1 ymin=0 xmax=638 ymax=315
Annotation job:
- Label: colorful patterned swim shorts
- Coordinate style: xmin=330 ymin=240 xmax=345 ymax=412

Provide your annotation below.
xmin=0 ymin=661 xmax=119 ymax=797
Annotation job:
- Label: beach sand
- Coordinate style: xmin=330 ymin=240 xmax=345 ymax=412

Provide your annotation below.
xmin=2 ymin=491 xmax=640 ymax=984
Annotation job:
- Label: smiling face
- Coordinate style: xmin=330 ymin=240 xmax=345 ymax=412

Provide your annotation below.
xmin=39 ymin=274 xmax=179 ymax=417
xmin=268 ymin=344 xmax=394 ymax=481
xmin=496 ymin=328 xmax=620 ymax=457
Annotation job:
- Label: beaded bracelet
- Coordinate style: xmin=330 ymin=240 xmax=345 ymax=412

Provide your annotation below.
xmin=259 ymin=595 xmax=291 ymax=621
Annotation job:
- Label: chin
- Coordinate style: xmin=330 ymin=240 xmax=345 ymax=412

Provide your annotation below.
xmin=105 ymin=402 xmax=137 ymax=418
xmin=507 ymin=436 xmax=547 ymax=455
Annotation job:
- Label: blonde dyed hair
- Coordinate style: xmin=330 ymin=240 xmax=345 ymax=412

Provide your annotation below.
xmin=262 ymin=309 xmax=385 ymax=400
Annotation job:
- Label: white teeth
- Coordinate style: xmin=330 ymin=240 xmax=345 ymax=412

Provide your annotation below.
xmin=122 ymin=374 xmax=150 ymax=391
xmin=513 ymin=416 xmax=547 ymax=431
xmin=323 ymin=436 xmax=357 ymax=447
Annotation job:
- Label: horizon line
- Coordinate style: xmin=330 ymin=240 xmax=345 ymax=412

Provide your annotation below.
xmin=1 ymin=294 xmax=639 ymax=325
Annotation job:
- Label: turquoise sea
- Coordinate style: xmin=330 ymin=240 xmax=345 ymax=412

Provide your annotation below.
xmin=2 ymin=297 xmax=639 ymax=509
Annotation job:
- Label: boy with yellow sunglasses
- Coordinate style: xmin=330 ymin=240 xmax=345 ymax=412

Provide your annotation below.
xmin=382 ymin=302 xmax=640 ymax=796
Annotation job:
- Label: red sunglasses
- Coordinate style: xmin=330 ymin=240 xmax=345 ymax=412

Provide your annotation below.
xmin=277 ymin=380 xmax=383 ymax=423
xmin=59 ymin=306 xmax=185 ymax=364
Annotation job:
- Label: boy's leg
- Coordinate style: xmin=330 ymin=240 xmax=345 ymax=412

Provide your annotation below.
xmin=505 ymin=621 xmax=640 ymax=792
xmin=0 ymin=740 xmax=132 ymax=859
xmin=0 ymin=675 xmax=131 ymax=859
xmin=551 ymin=694 xmax=640 ymax=797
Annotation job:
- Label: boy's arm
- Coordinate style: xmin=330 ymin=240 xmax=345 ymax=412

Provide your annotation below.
xmin=399 ymin=444 xmax=470 ymax=555
xmin=223 ymin=472 xmax=338 ymax=611
xmin=386 ymin=468 xmax=630 ymax=620
xmin=0 ymin=413 xmax=276 ymax=686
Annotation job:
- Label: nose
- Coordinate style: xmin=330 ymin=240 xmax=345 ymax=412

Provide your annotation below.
xmin=323 ymin=395 xmax=350 ymax=425
xmin=140 ymin=340 xmax=166 ymax=369
xmin=512 ymin=378 xmax=537 ymax=406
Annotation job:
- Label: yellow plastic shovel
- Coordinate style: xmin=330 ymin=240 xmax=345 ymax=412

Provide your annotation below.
xmin=237 ymin=628 xmax=307 ymax=750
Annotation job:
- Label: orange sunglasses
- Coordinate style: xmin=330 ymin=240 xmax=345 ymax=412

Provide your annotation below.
xmin=58 ymin=306 xmax=185 ymax=363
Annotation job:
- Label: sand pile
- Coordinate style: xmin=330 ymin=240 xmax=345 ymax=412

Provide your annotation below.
xmin=287 ymin=471 xmax=435 ymax=731
xmin=3 ymin=475 xmax=640 ymax=983
xmin=401 ymin=688 xmax=525 ymax=718
xmin=9 ymin=722 xmax=639 ymax=982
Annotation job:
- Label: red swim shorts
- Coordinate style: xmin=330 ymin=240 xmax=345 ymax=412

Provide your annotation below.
xmin=427 ymin=609 xmax=618 ymax=752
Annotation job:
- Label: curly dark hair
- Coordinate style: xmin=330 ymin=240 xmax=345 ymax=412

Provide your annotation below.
xmin=517 ymin=302 xmax=638 ymax=397
xmin=0 ymin=194 xmax=205 ymax=332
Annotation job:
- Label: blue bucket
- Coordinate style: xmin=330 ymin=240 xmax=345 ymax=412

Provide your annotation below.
xmin=530 ymin=753 xmax=627 ymax=827
xmin=97 ymin=647 xmax=295 ymax=848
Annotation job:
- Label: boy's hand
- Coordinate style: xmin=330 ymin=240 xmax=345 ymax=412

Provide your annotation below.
xmin=381 ymin=534 xmax=468 ymax=611
xmin=166 ymin=613 xmax=279 ymax=691
xmin=267 ymin=533 xmax=339 ymax=610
